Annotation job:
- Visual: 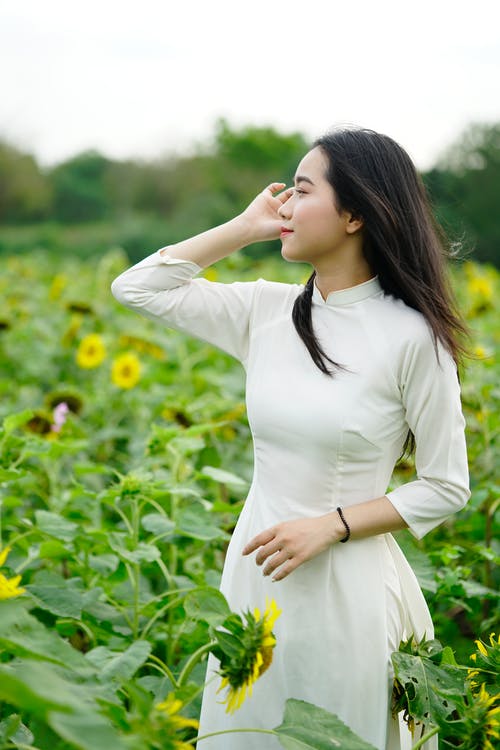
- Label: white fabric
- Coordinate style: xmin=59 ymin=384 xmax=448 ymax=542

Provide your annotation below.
xmin=111 ymin=250 xmax=470 ymax=750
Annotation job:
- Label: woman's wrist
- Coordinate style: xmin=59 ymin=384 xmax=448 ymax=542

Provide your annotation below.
xmin=323 ymin=510 xmax=349 ymax=544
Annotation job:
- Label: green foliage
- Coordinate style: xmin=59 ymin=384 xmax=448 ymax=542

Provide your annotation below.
xmin=0 ymin=142 xmax=52 ymax=222
xmin=49 ymin=151 xmax=112 ymax=223
xmin=273 ymin=699 xmax=378 ymax=749
xmin=2 ymin=119 xmax=499 ymax=265
xmin=0 ymin=247 xmax=498 ymax=748
xmin=424 ymin=122 xmax=500 ymax=265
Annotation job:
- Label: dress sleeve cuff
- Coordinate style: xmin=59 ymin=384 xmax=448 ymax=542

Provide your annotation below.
xmin=157 ymin=248 xmax=203 ymax=273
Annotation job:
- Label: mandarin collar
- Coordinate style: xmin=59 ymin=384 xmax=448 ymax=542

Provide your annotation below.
xmin=312 ymin=275 xmax=382 ymax=307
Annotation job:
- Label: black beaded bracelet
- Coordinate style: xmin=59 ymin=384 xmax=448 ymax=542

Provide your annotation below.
xmin=336 ymin=506 xmax=350 ymax=543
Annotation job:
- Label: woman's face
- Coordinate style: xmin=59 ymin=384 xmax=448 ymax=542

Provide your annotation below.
xmin=279 ymin=146 xmax=362 ymax=265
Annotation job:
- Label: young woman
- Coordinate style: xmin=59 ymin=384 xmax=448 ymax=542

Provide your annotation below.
xmin=111 ymin=127 xmax=471 ymax=750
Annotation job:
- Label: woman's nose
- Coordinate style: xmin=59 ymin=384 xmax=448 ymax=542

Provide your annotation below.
xmin=278 ymin=189 xmax=294 ymax=219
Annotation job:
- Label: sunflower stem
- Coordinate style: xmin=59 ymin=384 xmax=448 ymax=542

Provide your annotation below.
xmin=411 ymin=725 xmax=439 ymax=749
xmin=194 ymin=728 xmax=278 ymax=743
xmin=178 ymin=640 xmax=216 ymax=686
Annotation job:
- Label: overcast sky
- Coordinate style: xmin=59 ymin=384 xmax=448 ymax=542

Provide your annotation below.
xmin=1 ymin=0 xmax=499 ymax=170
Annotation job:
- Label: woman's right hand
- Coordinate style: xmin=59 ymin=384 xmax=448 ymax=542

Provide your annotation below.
xmin=238 ymin=182 xmax=294 ymax=243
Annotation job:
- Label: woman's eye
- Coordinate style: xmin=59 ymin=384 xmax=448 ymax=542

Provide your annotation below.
xmin=294 ymin=188 xmax=307 ymax=195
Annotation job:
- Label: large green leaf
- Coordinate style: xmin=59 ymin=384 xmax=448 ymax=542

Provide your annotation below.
xmin=0 ymin=600 xmax=89 ymax=671
xmin=176 ymin=507 xmax=230 ymax=541
xmin=274 ymin=699 xmax=378 ymax=749
xmin=27 ymin=583 xmax=84 ymax=618
xmin=391 ymin=651 xmax=465 ymax=728
xmin=0 ymin=660 xmax=131 ymax=750
xmin=199 ymin=465 xmax=248 ymax=487
xmin=48 ymin=710 xmax=133 ymax=750
xmin=85 ymin=640 xmax=152 ymax=682
xmin=141 ymin=512 xmax=175 ymax=537
xmin=34 ymin=510 xmax=78 ymax=542
xmin=184 ymin=587 xmax=230 ymax=626
xmin=0 ymin=660 xmax=85 ymax=714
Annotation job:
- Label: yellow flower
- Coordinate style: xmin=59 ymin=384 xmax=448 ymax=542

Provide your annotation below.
xmin=468 ymin=276 xmax=493 ymax=300
xmin=476 ymin=639 xmax=488 ymax=657
xmin=118 ymin=334 xmax=166 ymax=361
xmin=476 ymin=684 xmax=500 ymax=750
xmin=204 ymin=268 xmax=218 ymax=282
xmin=111 ymin=352 xmax=141 ymax=389
xmin=155 ymin=693 xmax=199 ymax=749
xmin=0 ymin=547 xmax=25 ymax=600
xmin=76 ymin=334 xmax=106 ymax=368
xmin=217 ymin=597 xmax=282 ymax=714
xmin=49 ymin=273 xmax=68 ymax=300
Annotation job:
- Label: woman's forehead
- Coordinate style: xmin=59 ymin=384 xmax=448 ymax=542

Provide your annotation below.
xmin=294 ymin=147 xmax=328 ymax=183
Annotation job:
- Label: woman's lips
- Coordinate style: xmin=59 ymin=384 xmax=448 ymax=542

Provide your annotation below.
xmin=280 ymin=228 xmax=294 ymax=238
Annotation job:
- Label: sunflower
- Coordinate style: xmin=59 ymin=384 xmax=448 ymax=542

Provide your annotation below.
xmin=76 ymin=334 xmax=106 ymax=368
xmin=467 ymin=633 xmax=500 ymax=694
xmin=0 ymin=547 xmax=25 ymax=601
xmin=154 ymin=693 xmax=199 ymax=750
xmin=111 ymin=352 xmax=141 ymax=389
xmin=215 ymin=597 xmax=282 ymax=714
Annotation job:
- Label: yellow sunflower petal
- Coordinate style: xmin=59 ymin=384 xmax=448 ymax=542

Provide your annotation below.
xmin=0 ymin=546 xmax=11 ymax=567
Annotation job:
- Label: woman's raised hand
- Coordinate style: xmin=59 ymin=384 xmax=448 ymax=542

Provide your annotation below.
xmin=239 ymin=182 xmax=294 ymax=243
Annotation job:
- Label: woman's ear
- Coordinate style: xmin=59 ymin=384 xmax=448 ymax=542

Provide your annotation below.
xmin=345 ymin=212 xmax=364 ymax=234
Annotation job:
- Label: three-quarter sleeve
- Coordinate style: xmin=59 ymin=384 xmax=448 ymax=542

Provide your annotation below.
xmin=110 ymin=249 xmax=262 ymax=363
xmin=385 ymin=325 xmax=471 ymax=539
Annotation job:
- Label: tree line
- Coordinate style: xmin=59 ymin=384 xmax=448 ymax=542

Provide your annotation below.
xmin=0 ymin=119 xmax=498 ymax=266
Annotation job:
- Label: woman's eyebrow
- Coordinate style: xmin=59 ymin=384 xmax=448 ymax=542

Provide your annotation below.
xmin=293 ymin=175 xmax=315 ymax=186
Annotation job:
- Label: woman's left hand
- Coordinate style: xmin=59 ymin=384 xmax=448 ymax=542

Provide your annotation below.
xmin=242 ymin=515 xmax=341 ymax=582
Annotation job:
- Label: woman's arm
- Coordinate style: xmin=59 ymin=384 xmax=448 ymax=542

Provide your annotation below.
xmin=242 ymin=496 xmax=406 ymax=582
xmin=157 ymin=182 xmax=287 ymax=267
xmin=110 ymin=183 xmax=290 ymax=361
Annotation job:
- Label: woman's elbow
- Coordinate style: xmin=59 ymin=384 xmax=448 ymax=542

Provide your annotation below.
xmin=110 ymin=276 xmax=129 ymax=305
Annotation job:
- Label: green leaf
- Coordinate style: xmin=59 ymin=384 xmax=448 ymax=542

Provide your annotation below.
xmin=2 ymin=409 xmax=35 ymax=436
xmin=184 ymin=587 xmax=231 ymax=626
xmin=141 ymin=512 xmax=175 ymax=536
xmin=87 ymin=553 xmax=120 ymax=575
xmin=49 ymin=710 xmax=132 ymax=750
xmin=0 ymin=468 xmax=22 ymax=482
xmin=0 ymin=660 xmax=84 ymax=714
xmin=85 ymin=640 xmax=151 ymax=681
xmin=120 ymin=542 xmax=161 ymax=564
xmin=35 ymin=510 xmax=78 ymax=542
xmin=39 ymin=539 xmax=71 ymax=559
xmin=27 ymin=583 xmax=84 ymax=618
xmin=176 ymin=507 xmax=229 ymax=541
xmin=0 ymin=599 xmax=89 ymax=671
xmin=274 ymin=698 xmax=378 ymax=749
xmin=108 ymin=533 xmax=161 ymax=563
xmin=391 ymin=651 xmax=465 ymax=729
xmin=199 ymin=465 xmax=248 ymax=487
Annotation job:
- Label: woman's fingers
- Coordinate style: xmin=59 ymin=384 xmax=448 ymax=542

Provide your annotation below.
xmin=242 ymin=527 xmax=276 ymax=556
xmin=262 ymin=548 xmax=291 ymax=577
xmin=276 ymin=187 xmax=294 ymax=204
xmin=263 ymin=182 xmax=286 ymax=195
xmin=255 ymin=538 xmax=282 ymax=566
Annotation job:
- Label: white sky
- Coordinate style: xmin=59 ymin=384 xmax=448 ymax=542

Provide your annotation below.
xmin=1 ymin=0 xmax=499 ymax=170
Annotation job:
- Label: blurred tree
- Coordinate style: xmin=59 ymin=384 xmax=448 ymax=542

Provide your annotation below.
xmin=423 ymin=122 xmax=500 ymax=266
xmin=48 ymin=150 xmax=111 ymax=222
xmin=0 ymin=141 xmax=52 ymax=222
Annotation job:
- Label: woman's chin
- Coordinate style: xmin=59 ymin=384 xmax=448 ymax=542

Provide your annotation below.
xmin=281 ymin=244 xmax=305 ymax=264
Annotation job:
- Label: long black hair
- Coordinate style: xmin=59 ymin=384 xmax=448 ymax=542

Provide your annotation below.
xmin=291 ymin=127 xmax=470 ymax=455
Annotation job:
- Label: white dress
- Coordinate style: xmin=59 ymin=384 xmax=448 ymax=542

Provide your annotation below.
xmin=111 ymin=250 xmax=470 ymax=750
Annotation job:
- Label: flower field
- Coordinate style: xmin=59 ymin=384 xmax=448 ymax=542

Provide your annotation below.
xmin=0 ymin=247 xmax=498 ymax=749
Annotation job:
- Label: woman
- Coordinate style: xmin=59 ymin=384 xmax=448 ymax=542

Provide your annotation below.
xmin=111 ymin=127 xmax=471 ymax=750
